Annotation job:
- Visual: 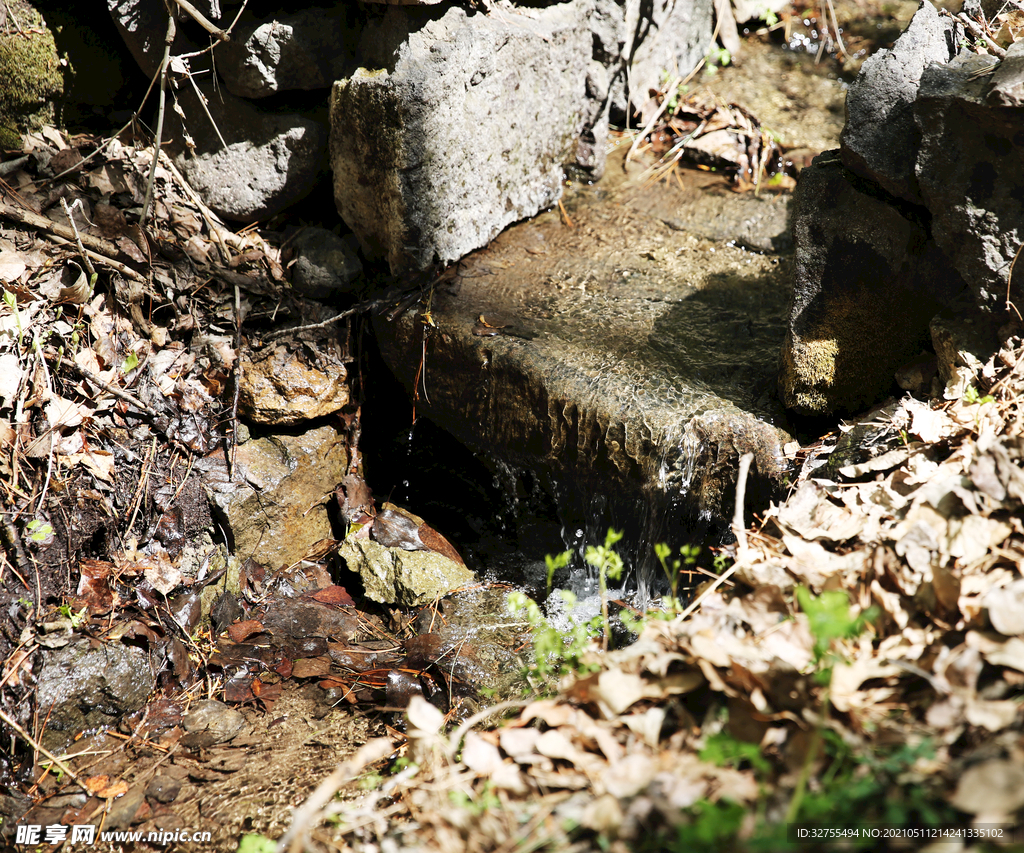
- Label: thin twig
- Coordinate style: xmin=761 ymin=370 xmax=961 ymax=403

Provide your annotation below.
xmin=277 ymin=738 xmax=394 ymax=853
xmin=263 ymin=307 xmax=360 ymax=342
xmin=46 ymin=235 xmax=148 ymax=284
xmin=0 ymin=706 xmax=89 ymax=792
xmin=2 ymin=0 xmax=23 ymax=33
xmin=157 ymin=150 xmax=231 ymax=264
xmin=32 ymin=339 xmax=54 ymax=515
xmin=675 ymin=452 xmax=753 ymax=622
xmin=58 ymin=197 xmax=97 ymax=282
xmin=180 ymin=63 xmax=228 ymax=149
xmin=732 ymin=452 xmax=754 ymax=555
xmin=171 ymin=0 xmax=229 ymax=40
xmin=0 ymin=200 xmax=133 ymax=272
xmin=949 ymin=10 xmax=1007 ymax=58
xmin=47 ymin=352 xmax=160 ymax=418
xmin=229 ymin=283 xmax=241 ymax=479
xmin=141 ymin=8 xmax=177 ymax=228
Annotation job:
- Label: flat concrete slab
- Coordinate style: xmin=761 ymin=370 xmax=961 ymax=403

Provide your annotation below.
xmin=375 ymin=145 xmax=795 ymax=534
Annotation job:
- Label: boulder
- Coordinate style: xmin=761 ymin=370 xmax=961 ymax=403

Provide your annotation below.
xmin=217 ymin=7 xmax=356 ymax=99
xmin=780 ymin=2 xmax=1024 ymax=414
xmin=840 ymin=0 xmax=955 ymax=203
xmin=168 ymin=84 xmax=327 ymax=223
xmin=330 ymin=2 xmax=594 ymax=274
xmin=915 ymin=48 xmax=1024 ymax=312
xmin=106 ymin=0 xmax=328 ymax=222
xmin=779 ymin=153 xmax=964 ymax=415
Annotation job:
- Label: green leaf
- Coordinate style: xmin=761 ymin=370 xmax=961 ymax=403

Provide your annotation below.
xmin=121 ymin=350 xmax=140 ymax=374
xmin=236 ymin=835 xmax=277 ymax=853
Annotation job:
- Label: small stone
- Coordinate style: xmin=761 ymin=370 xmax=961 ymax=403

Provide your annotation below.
xmin=290 ymin=228 xmax=362 ymax=301
xmin=182 ymin=699 xmax=246 ymax=746
xmin=239 ymin=341 xmax=349 ymax=426
xmin=145 ymin=775 xmax=183 ymax=804
xmin=340 ymin=537 xmax=475 ymax=607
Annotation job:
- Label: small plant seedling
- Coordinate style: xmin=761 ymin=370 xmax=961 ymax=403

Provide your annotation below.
xmin=26 ymin=519 xmax=53 ymax=543
xmin=585 ymin=528 xmax=625 ymax=648
xmin=121 ymin=350 xmax=140 ymax=374
xmin=57 ymin=603 xmax=87 ymax=628
xmin=545 ymin=549 xmax=570 ymax=596
xmin=508 ymin=589 xmax=600 ymax=682
xmin=962 ymin=384 xmax=994 ymax=405
xmin=795 ymin=586 xmax=877 ymax=683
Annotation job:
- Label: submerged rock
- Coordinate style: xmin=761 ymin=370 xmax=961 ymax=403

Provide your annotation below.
xmin=374 ymin=148 xmax=793 ymax=534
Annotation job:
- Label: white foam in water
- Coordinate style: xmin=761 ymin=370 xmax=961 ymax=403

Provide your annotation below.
xmin=543 ymin=583 xmax=628 ymax=634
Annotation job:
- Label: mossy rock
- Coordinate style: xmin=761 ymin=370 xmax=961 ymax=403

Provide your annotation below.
xmin=0 ymin=4 xmax=63 ymax=148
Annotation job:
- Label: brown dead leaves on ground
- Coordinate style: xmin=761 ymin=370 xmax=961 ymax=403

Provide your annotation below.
xmin=297 ymin=332 xmax=1024 ymax=852
xmin=0 ymin=124 xmax=290 ymax=690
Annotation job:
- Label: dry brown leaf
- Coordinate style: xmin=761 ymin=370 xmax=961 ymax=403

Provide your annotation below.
xmin=0 ymin=353 xmax=24 ymax=406
xmin=775 ymin=481 xmax=865 ymax=542
xmin=949 ymin=760 xmax=1024 ymax=817
xmin=45 ymin=393 xmax=90 ymax=429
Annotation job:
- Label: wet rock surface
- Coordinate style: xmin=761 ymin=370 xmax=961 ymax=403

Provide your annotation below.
xmin=340 ymin=537 xmax=475 ymax=607
xmin=31 ymin=639 xmax=155 ymax=751
xmin=375 ymin=144 xmax=795 ymax=530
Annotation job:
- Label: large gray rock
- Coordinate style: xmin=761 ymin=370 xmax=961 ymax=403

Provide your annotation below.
xmin=373 ymin=150 xmax=793 ymax=531
xmin=330 ymin=2 xmax=594 ymax=274
xmin=779 ymin=153 xmax=964 ymax=415
xmin=170 ymin=84 xmax=327 ymax=223
xmin=840 ymin=1 xmax=955 ymax=203
xmin=217 ymin=7 xmax=356 ymax=99
xmin=107 ymin=0 xmax=328 ymax=222
xmin=915 ymin=49 xmax=1024 ymax=312
xmin=593 ymin=0 xmax=714 ymax=119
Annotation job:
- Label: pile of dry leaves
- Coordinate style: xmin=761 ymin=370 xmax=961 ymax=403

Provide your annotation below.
xmin=281 ymin=333 xmax=1024 ymax=853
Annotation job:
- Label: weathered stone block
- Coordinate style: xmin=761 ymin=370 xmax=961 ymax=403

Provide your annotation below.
xmin=200 ymin=425 xmax=348 ymax=569
xmin=218 ymin=7 xmax=356 ymax=99
xmin=593 ymin=0 xmax=713 ymax=119
xmin=915 ymin=50 xmax=1024 ymax=313
xmin=330 ymin=2 xmax=593 ymax=273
